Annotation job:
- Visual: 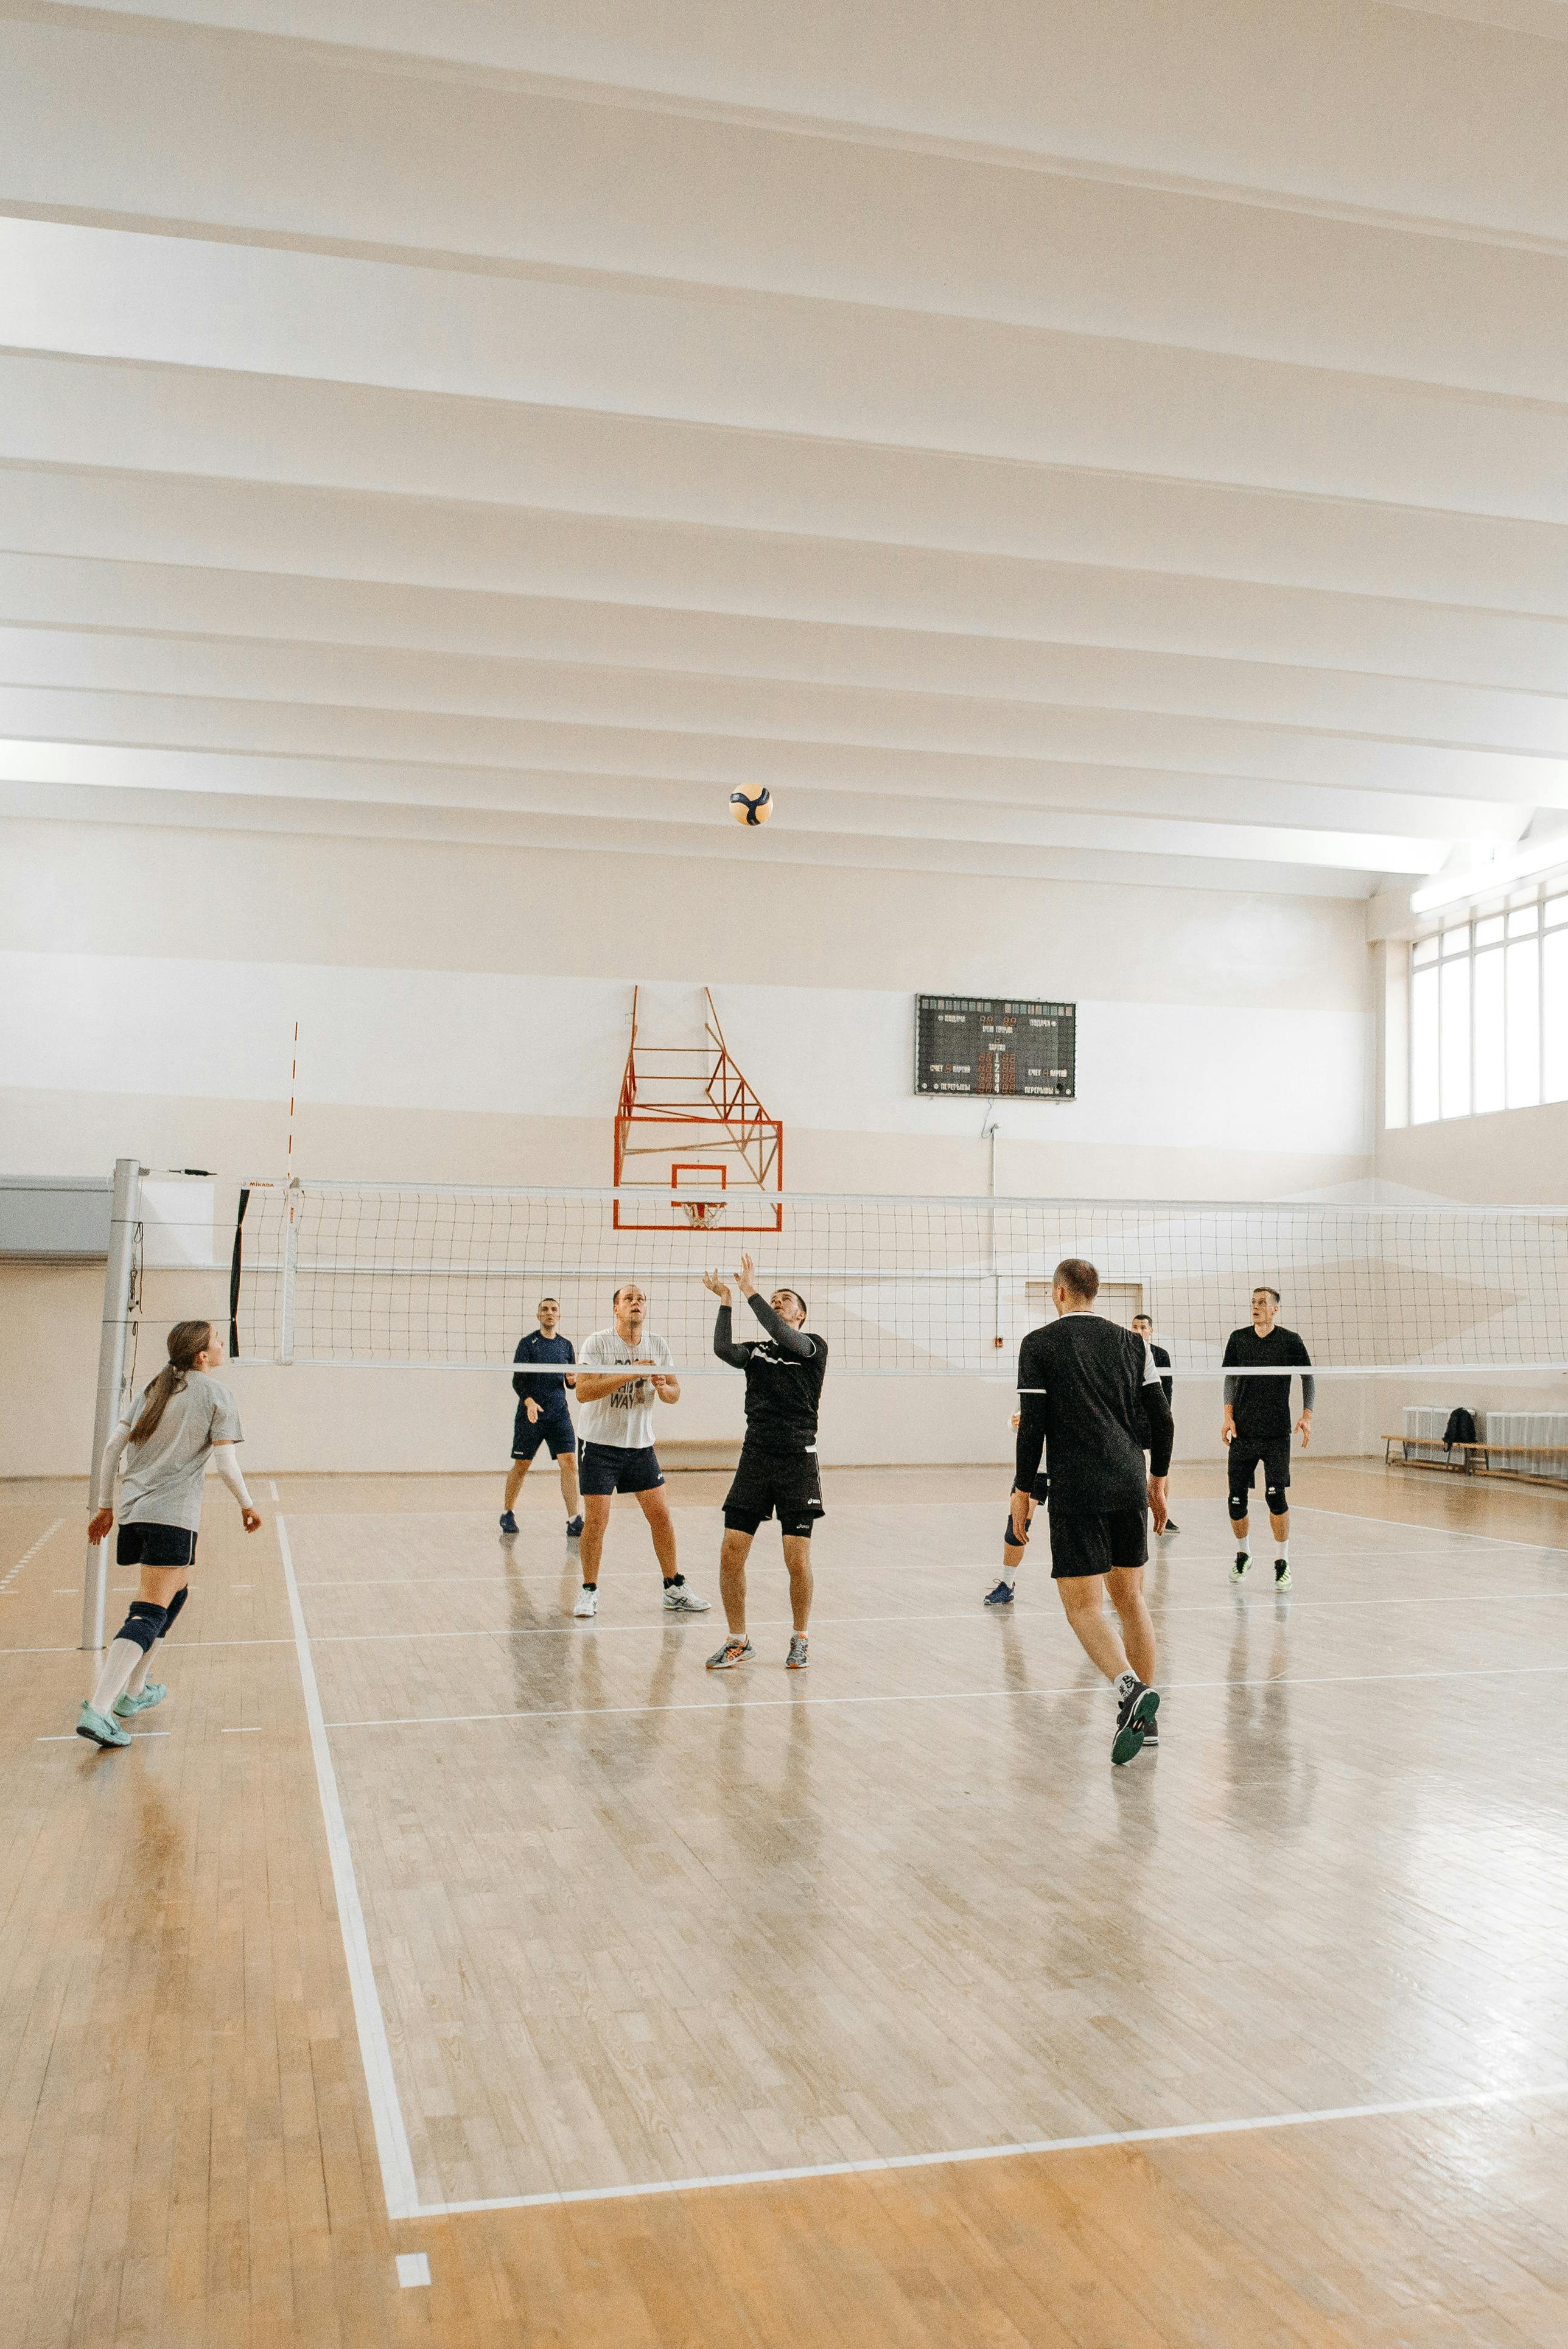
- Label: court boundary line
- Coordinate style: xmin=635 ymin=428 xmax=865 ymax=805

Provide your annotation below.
xmin=323 ymin=1654 xmax=1568 ymax=1733
xmin=273 ymin=1485 xmax=1568 ymax=2226
xmin=414 ymin=2078 xmax=1568 ymax=2216
xmin=276 ymin=1510 xmax=422 ymax=2221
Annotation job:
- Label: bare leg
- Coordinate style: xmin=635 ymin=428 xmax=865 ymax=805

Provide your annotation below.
xmin=556 ymin=1449 xmax=581 ymax=1516
xmin=720 ymin=1528 xmax=752 ymax=1631
xmin=579 ymin=1494 xmax=612 ymax=1586
xmin=635 ymin=1486 xmax=680 ymax=1580
xmin=1055 ymin=1574 xmax=1132 ymax=1684
xmin=782 ymin=1535 xmax=814 ymax=1632
xmin=1269 ymin=1508 xmax=1289 ymax=1547
xmin=1231 ymin=1510 xmax=1249 ymax=1544
xmin=504 ymin=1458 xmax=528 ymax=1513
xmin=1107 ymin=1566 xmax=1155 ymax=1686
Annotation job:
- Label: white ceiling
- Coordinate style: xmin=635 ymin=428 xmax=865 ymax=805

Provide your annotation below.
xmin=2 ymin=0 xmax=1566 ymax=899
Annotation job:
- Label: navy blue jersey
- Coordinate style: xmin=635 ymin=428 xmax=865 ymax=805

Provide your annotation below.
xmin=512 ymin=1329 xmax=575 ymax=1404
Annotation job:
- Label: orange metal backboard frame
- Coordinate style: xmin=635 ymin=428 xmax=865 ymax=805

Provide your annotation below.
xmin=613 ymin=989 xmax=784 ymax=1231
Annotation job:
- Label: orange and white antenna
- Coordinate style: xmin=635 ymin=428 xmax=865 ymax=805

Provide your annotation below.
xmin=286 ymin=1022 xmax=299 ymax=1173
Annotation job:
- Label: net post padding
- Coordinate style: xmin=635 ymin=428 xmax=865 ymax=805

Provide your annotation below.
xmin=228 ymin=1183 xmax=1568 ymax=1381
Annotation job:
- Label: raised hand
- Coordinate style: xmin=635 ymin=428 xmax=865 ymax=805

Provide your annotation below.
xmin=737 ymin=1252 xmax=758 ymax=1298
xmin=702 ymin=1269 xmax=733 ymax=1304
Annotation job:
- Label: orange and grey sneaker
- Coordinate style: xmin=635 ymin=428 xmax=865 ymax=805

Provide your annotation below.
xmin=706 ymin=1634 xmax=755 ymax=1670
xmin=786 ymin=1634 xmax=809 ymax=1670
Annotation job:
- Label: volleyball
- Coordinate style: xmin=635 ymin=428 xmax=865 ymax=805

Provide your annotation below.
xmin=729 ymin=786 xmax=773 ymax=827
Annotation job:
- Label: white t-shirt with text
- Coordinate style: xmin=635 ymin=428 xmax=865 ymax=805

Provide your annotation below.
xmin=575 ymin=1327 xmax=676 ymax=1451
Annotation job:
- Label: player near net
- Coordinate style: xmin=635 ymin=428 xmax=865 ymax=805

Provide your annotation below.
xmin=1013 ymin=1258 xmax=1172 ymax=1765
xmin=76 ymin=1318 xmax=262 ymax=1748
xmin=1132 ymin=1313 xmax=1180 ymax=1536
xmin=700 ymin=1255 xmax=826 ymax=1671
xmin=570 ymin=1282 xmax=709 ymax=1620
xmin=499 ymin=1296 xmax=583 ymax=1541
xmin=1222 ymin=1286 xmax=1314 ymax=1591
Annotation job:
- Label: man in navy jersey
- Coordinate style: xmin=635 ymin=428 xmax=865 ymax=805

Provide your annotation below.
xmin=1132 ymin=1314 xmax=1180 ymax=1536
xmin=500 ymin=1297 xmax=583 ymax=1539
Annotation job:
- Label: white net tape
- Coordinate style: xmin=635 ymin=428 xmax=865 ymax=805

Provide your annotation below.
xmin=228 ymin=1182 xmax=1568 ymax=1378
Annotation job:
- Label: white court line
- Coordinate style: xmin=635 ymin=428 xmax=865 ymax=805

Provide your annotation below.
xmin=37 ymin=1729 xmax=170 ymax=1742
xmin=222 ymin=1726 xmax=263 ymax=1734
xmin=2 ymin=1638 xmax=293 ymax=1656
xmin=300 ymin=1583 xmax=1568 ymax=1648
xmin=323 ymin=1654 xmax=1568 ymax=1734
xmin=416 ymin=2076 xmax=1568 ymax=2217
xmin=276 ymin=1511 xmax=422 ymax=2221
xmin=1 ymin=1519 xmax=65 ymax=1594
xmin=1294 ymin=1503 xmax=1568 ymax=1558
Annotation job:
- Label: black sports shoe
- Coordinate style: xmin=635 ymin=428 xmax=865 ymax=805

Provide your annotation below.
xmin=1141 ymin=1708 xmax=1160 ymax=1748
xmin=1112 ymin=1679 xmax=1159 ymax=1765
xmin=1230 ymin=1551 xmax=1251 ymax=1583
xmin=1274 ymin=1559 xmax=1292 ymax=1591
xmin=1158 ymin=1519 xmax=1180 ymax=1536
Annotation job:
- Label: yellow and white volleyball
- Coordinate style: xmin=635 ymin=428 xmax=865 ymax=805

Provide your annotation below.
xmin=729 ymin=786 xmax=774 ymax=827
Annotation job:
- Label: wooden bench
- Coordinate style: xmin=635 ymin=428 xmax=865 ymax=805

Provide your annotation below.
xmin=1384 ymin=1434 xmax=1568 ymax=1488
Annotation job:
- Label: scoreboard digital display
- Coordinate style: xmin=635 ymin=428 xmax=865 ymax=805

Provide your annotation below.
xmin=915 ymin=995 xmax=1076 ymax=1099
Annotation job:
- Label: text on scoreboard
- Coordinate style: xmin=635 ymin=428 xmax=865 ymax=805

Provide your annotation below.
xmin=915 ymin=996 xmax=1076 ymax=1099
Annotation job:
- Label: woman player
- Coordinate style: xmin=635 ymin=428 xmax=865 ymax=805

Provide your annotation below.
xmin=76 ymin=1318 xmax=262 ymax=1749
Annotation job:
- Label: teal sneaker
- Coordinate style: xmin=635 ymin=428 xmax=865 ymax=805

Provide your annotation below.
xmin=114 ymin=1682 xmax=167 ymax=1718
xmin=77 ymin=1703 xmax=131 ymax=1749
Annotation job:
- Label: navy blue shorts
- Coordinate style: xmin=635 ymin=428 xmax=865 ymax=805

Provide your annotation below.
xmin=513 ymin=1401 xmax=575 ymax=1460
xmin=578 ymin=1441 xmax=665 ymax=1497
xmin=117 ymin=1521 xmax=197 ymax=1569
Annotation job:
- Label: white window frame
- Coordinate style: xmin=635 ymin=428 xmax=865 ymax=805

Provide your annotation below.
xmin=1406 ymin=887 xmax=1568 ymax=1125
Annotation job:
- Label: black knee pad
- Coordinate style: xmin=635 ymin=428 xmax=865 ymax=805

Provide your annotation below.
xmin=1265 ymin=1485 xmax=1288 ymax=1517
xmin=161 ymin=1585 xmax=189 ymax=1634
xmin=1227 ymin=1497 xmax=1248 ymax=1524
xmin=118 ymin=1601 xmax=169 ymax=1653
xmin=1004 ymin=1513 xmax=1031 ymax=1547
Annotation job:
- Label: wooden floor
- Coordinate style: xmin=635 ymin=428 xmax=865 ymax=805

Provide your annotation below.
xmin=4 ymin=1459 xmax=1568 ymax=2347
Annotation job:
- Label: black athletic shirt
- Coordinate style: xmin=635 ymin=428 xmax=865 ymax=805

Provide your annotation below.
xmin=713 ymin=1295 xmax=827 ymax=1454
xmin=512 ymin=1329 xmax=575 ymax=1405
xmin=1015 ymin=1314 xmax=1174 ymax=1514
xmin=1221 ymin=1325 xmax=1315 ymax=1442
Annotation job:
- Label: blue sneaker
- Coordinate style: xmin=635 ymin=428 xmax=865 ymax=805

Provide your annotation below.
xmin=76 ymin=1702 xmax=130 ymax=1749
xmin=565 ymin=1516 xmax=584 ymax=1538
xmin=984 ymin=1578 xmax=1016 ymax=1606
xmin=114 ymin=1681 xmax=166 ymax=1718
xmin=499 ymin=1511 xmax=519 ymax=1536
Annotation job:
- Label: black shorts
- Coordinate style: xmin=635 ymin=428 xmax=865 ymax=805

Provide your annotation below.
xmin=1228 ymin=1438 xmax=1292 ymax=1511
xmin=116 ymin=1521 xmax=197 ymax=1570
xmin=723 ymin=1444 xmax=825 ymax=1539
xmin=578 ymin=1441 xmax=665 ymax=1497
xmin=513 ymin=1401 xmax=575 ymax=1460
xmin=1046 ymin=1505 xmax=1148 ymax=1580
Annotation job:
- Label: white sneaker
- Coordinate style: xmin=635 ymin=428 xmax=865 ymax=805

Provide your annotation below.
xmin=573 ymin=1586 xmax=598 ymax=1619
xmin=662 ymin=1581 xmax=711 ymax=1613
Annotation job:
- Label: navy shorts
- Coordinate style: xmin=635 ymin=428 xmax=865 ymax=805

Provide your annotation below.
xmin=578 ymin=1441 xmax=665 ymax=1497
xmin=116 ymin=1521 xmax=197 ymax=1570
xmin=1046 ymin=1505 xmax=1148 ymax=1580
xmin=513 ymin=1401 xmax=575 ymax=1460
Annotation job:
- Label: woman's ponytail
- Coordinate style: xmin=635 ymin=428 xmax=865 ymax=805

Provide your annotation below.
xmin=130 ymin=1320 xmax=213 ymax=1446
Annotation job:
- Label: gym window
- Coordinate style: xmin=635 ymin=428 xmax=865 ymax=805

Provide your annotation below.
xmin=1409 ymin=892 xmax=1568 ymax=1124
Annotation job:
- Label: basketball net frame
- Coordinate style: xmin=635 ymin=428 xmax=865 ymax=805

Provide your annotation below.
xmin=612 ymin=987 xmax=783 ymax=1233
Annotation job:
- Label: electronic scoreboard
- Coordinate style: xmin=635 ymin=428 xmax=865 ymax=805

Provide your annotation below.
xmin=915 ymin=995 xmax=1076 ymax=1099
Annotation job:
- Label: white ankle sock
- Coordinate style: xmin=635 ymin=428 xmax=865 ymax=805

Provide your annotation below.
xmin=1114 ymin=1668 xmax=1139 ymax=1700
xmin=1233 ymin=1533 xmax=1250 ymax=1558
xmin=89 ymin=1637 xmax=144 ymax=1716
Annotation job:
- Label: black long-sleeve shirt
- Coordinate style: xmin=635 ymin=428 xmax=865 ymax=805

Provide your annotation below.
xmin=1221 ymin=1325 xmax=1315 ymax=1440
xmin=713 ymin=1294 xmax=826 ymax=1454
xmin=1015 ymin=1315 xmax=1173 ymax=1514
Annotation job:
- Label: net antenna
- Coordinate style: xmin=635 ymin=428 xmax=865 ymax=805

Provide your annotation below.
xmin=612 ymin=985 xmax=783 ymax=1232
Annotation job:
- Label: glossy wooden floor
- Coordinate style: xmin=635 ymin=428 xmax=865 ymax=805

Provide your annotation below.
xmin=4 ymin=1460 xmax=1567 ymax=2347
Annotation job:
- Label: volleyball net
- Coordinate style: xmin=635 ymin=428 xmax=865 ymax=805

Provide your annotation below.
xmin=225 ymin=1180 xmax=1568 ymax=1379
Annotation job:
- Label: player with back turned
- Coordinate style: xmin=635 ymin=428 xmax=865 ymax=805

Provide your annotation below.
xmin=1222 ymin=1286 xmax=1314 ymax=1590
xmin=1013 ymin=1258 xmax=1173 ymax=1765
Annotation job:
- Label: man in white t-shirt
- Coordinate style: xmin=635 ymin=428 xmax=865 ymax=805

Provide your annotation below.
xmin=571 ymin=1281 xmax=709 ymax=1620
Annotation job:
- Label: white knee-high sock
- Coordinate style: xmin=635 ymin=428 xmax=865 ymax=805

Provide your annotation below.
xmin=125 ymin=1640 xmax=161 ymax=1696
xmin=89 ymin=1639 xmax=145 ymax=1715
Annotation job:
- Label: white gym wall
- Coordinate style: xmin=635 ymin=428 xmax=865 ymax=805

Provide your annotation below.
xmin=1 ymin=813 xmax=1372 ymax=1474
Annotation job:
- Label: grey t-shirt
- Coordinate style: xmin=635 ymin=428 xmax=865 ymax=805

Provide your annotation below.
xmin=119 ymin=1371 xmax=243 ymax=1532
